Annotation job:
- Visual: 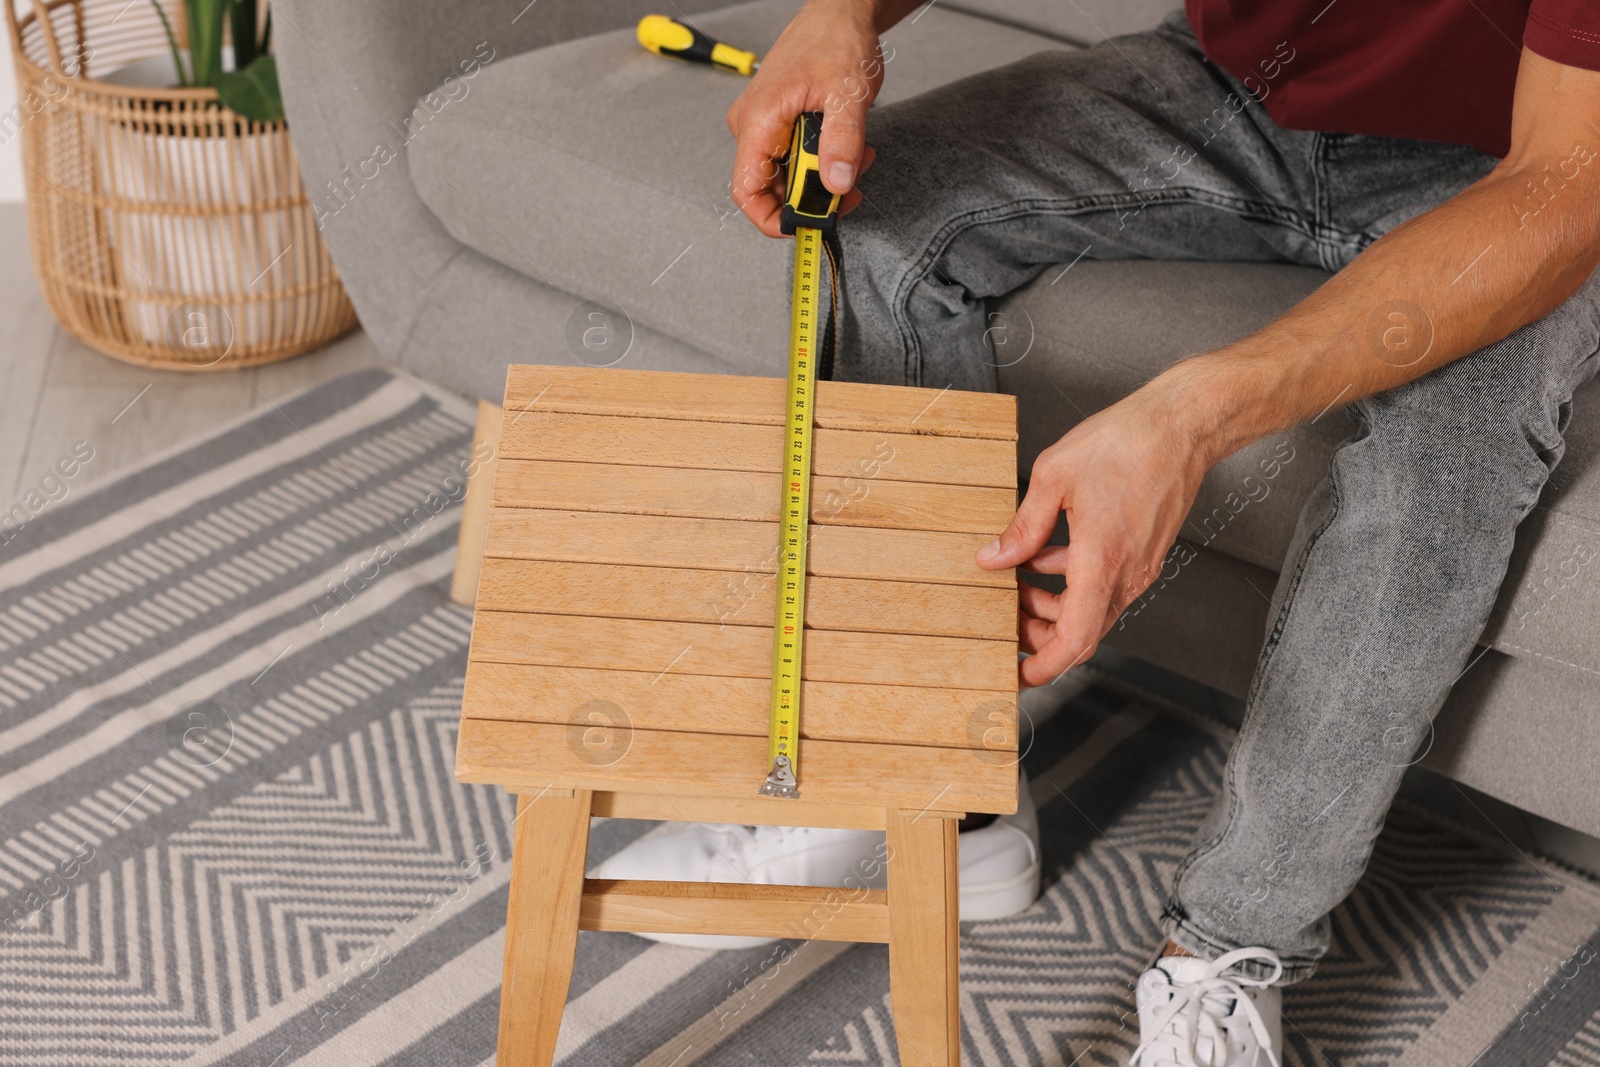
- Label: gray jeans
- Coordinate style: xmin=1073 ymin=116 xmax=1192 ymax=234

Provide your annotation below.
xmin=839 ymin=13 xmax=1600 ymax=983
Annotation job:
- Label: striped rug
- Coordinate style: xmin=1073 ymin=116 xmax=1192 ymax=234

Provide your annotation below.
xmin=1 ymin=368 xmax=1598 ymax=1067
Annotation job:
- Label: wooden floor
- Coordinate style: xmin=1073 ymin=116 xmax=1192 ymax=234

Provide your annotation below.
xmin=0 ymin=202 xmax=390 ymax=497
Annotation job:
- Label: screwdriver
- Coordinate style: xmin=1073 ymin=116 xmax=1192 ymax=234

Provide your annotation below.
xmin=636 ymin=14 xmax=760 ymax=76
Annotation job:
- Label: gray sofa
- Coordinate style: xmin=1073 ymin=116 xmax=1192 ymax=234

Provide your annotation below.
xmin=275 ymin=0 xmax=1600 ymax=838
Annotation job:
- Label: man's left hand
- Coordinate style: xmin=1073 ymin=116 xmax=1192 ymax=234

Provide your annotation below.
xmin=977 ymin=382 xmax=1211 ymax=689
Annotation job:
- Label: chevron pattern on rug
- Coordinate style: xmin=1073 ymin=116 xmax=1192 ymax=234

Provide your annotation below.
xmin=0 ymin=371 xmax=501 ymax=1066
xmin=1554 ymin=1015 xmax=1600 ymax=1067
xmin=678 ymin=715 xmax=1568 ymax=1067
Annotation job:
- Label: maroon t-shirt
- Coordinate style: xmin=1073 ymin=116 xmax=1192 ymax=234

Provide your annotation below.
xmin=1186 ymin=0 xmax=1600 ymax=156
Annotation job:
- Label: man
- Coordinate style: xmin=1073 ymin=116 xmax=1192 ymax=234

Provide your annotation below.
xmin=598 ymin=1 xmax=1600 ymax=1063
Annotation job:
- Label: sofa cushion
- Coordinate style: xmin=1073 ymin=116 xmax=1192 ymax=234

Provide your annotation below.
xmin=407 ymin=0 xmax=1067 ymax=377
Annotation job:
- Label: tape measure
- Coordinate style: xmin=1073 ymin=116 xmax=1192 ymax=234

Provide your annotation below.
xmin=629 ymin=29 xmax=842 ymax=795
xmin=760 ymin=112 xmax=842 ymax=799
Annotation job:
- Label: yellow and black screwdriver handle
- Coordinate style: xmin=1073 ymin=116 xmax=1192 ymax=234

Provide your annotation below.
xmin=780 ymin=111 xmax=843 ymax=239
xmin=636 ymin=14 xmax=760 ymax=76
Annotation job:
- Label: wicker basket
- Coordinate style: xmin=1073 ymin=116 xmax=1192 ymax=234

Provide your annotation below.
xmin=5 ymin=0 xmax=357 ymax=370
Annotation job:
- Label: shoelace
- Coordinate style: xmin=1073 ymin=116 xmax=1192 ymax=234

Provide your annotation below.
xmin=1129 ymin=947 xmax=1284 ymax=1067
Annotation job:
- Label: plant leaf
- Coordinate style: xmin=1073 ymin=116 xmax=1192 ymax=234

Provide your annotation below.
xmin=148 ymin=0 xmax=190 ymax=85
xmin=230 ymin=0 xmax=258 ymax=71
xmin=187 ymin=0 xmax=227 ymax=87
xmin=217 ymin=55 xmax=285 ymax=123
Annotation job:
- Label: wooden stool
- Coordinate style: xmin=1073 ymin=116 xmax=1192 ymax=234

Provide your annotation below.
xmin=453 ymin=365 xmax=1020 ymax=1067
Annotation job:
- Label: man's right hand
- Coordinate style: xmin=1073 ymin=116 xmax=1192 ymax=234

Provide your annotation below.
xmin=726 ymin=0 xmax=914 ymax=236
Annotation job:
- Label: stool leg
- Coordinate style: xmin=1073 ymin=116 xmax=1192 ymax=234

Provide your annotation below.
xmin=886 ymin=811 xmax=961 ymax=1067
xmin=498 ymin=788 xmax=591 ymax=1067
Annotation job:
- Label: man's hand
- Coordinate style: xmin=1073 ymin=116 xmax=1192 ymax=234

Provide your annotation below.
xmin=978 ymin=382 xmax=1213 ymax=689
xmin=726 ymin=0 xmax=913 ymax=235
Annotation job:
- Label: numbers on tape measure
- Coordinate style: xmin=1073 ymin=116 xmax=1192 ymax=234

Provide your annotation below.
xmin=762 ymin=227 xmax=826 ymax=798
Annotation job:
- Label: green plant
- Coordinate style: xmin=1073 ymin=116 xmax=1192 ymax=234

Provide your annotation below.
xmin=149 ymin=0 xmax=283 ymax=122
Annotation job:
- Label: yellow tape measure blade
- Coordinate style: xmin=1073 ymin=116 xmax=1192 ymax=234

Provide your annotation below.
xmin=759 ymin=225 xmax=823 ymax=799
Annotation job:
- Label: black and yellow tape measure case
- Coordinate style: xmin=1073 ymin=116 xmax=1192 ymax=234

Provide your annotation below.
xmin=781 ymin=112 xmax=842 ymax=238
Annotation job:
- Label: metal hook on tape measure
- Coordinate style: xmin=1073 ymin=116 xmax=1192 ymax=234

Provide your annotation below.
xmin=759 ymin=754 xmax=798 ymax=798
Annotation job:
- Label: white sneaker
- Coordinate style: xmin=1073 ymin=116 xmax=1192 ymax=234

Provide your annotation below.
xmin=957 ymin=766 xmax=1041 ymax=921
xmin=1131 ymin=947 xmax=1284 ymax=1067
xmin=588 ymin=768 xmax=1041 ymax=948
xmin=589 ymin=821 xmax=886 ymax=949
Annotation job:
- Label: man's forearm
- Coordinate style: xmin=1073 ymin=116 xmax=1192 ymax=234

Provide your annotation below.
xmin=1150 ymin=67 xmax=1600 ymax=465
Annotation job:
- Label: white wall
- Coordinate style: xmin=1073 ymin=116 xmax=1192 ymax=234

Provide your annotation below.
xmin=0 ymin=42 xmax=24 ymax=202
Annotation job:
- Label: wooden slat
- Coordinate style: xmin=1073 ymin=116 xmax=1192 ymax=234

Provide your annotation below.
xmin=476 ymin=559 xmax=1015 ymax=640
xmin=461 ymin=661 xmax=1019 ymax=751
xmin=587 ymin=791 xmax=892 ymax=829
xmin=483 ymin=510 xmax=1013 ymax=590
xmin=578 ymin=791 xmax=966 ymax=826
xmin=579 ymin=879 xmax=890 ymax=943
xmin=455 ymin=717 xmax=1019 ymax=812
xmin=497 ymin=411 xmax=1016 ymax=489
xmin=491 ymin=459 xmax=1014 ymax=535
xmin=469 ymin=611 xmax=1015 ymax=691
xmin=503 ymin=365 xmax=1016 ymax=441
